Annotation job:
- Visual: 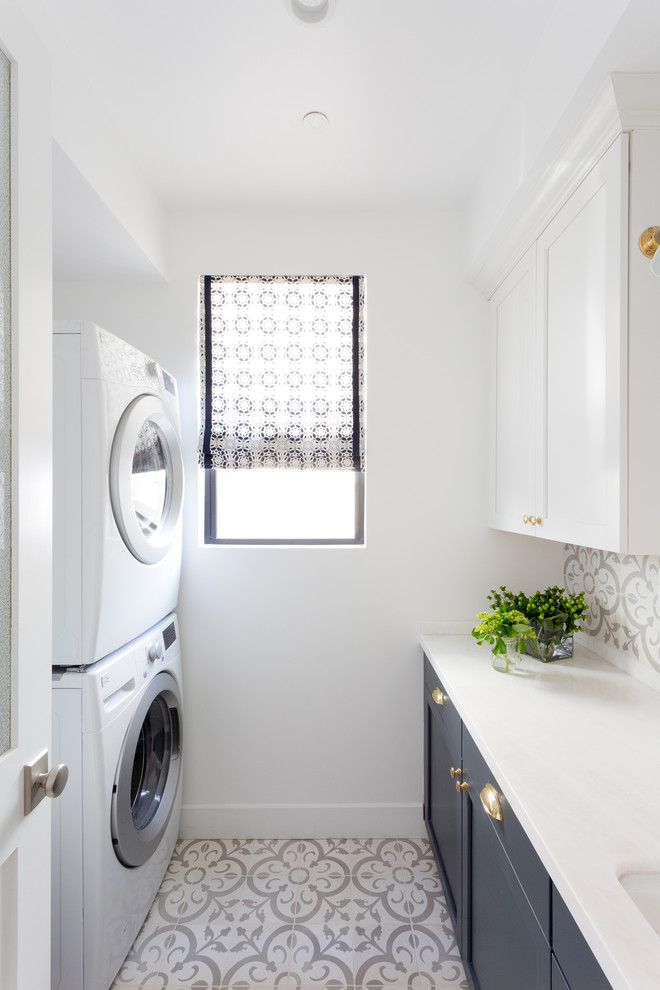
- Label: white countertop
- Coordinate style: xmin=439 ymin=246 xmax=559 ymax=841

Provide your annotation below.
xmin=420 ymin=633 xmax=660 ymax=990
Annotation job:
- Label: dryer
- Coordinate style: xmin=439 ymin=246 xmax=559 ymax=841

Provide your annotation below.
xmin=53 ymin=321 xmax=184 ymax=666
xmin=51 ymin=613 xmax=183 ymax=990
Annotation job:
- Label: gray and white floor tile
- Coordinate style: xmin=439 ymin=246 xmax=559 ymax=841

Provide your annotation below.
xmin=112 ymin=837 xmax=469 ymax=990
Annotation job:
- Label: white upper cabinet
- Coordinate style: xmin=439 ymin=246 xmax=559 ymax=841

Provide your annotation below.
xmin=489 ymin=138 xmax=627 ymax=549
xmin=625 ymin=126 xmax=660 ymax=554
xmin=537 ymin=137 xmax=628 ymax=550
xmin=486 ymin=75 xmax=660 ymax=554
xmin=489 ymin=246 xmax=537 ymax=535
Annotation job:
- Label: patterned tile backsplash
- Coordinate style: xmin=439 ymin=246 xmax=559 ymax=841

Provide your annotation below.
xmin=563 ymin=544 xmax=660 ymax=687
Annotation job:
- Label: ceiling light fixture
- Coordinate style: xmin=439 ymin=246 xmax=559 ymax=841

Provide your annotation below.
xmin=303 ymin=111 xmax=329 ymax=130
xmin=288 ymin=0 xmax=335 ymax=25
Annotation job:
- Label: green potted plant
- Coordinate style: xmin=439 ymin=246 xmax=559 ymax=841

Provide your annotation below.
xmin=486 ymin=585 xmax=588 ymax=662
xmin=472 ymin=605 xmax=535 ymax=673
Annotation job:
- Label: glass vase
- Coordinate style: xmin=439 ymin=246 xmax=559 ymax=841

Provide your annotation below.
xmin=524 ymin=617 xmax=574 ymax=662
xmin=491 ymin=636 xmax=521 ymax=673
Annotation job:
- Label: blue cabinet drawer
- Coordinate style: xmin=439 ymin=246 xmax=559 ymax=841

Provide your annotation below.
xmin=463 ymin=727 xmax=551 ymax=941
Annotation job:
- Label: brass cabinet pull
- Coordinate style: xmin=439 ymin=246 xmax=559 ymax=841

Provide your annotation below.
xmin=480 ymin=783 xmax=503 ymax=821
xmin=450 ymin=767 xmax=462 ymax=779
xmin=639 ymin=226 xmax=660 ymax=259
xmin=431 ymin=687 xmax=446 ymax=706
xmin=456 ymin=780 xmax=469 ymax=793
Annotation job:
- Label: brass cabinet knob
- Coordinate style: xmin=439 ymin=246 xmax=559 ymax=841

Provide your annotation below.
xmin=535 ymin=516 xmax=543 ymax=525
xmin=529 ymin=515 xmax=537 ymax=526
xmin=431 ymin=687 xmax=446 ymax=706
xmin=522 ymin=515 xmax=529 ymax=524
xmin=480 ymin=783 xmax=503 ymax=821
xmin=450 ymin=767 xmax=462 ymax=779
xmin=456 ymin=780 xmax=469 ymax=793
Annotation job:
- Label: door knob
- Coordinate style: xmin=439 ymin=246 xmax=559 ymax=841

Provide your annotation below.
xmin=36 ymin=764 xmax=69 ymax=799
xmin=24 ymin=749 xmax=69 ymax=815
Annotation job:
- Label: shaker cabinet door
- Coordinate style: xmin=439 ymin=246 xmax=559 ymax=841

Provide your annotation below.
xmin=552 ymin=956 xmax=571 ymax=990
xmin=536 ymin=135 xmax=628 ymax=550
xmin=552 ymin=887 xmax=614 ymax=990
xmin=423 ymin=658 xmax=462 ymax=931
xmin=463 ymin=779 xmax=551 ymax=990
xmin=488 ymin=245 xmax=538 ymax=535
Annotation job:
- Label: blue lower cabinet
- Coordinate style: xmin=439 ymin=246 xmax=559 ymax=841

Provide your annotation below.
xmin=462 ymin=729 xmax=551 ymax=990
xmin=552 ymin=888 xmax=614 ymax=990
xmin=423 ymin=657 xmax=462 ymax=932
xmin=553 ymin=956 xmax=571 ymax=990
xmin=422 ymin=655 xmax=614 ymax=990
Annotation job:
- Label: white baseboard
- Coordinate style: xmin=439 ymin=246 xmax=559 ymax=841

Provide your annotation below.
xmin=179 ymin=803 xmax=426 ymax=839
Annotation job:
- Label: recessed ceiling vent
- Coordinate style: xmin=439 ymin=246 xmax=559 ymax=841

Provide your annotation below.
xmin=288 ymin=0 xmax=335 ymax=25
xmin=302 ymin=111 xmax=329 ymax=130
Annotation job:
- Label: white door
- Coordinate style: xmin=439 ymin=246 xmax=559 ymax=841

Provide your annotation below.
xmin=0 ymin=9 xmax=54 ymax=990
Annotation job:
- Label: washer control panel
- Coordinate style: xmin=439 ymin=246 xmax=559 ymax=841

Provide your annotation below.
xmin=147 ymin=640 xmax=163 ymax=664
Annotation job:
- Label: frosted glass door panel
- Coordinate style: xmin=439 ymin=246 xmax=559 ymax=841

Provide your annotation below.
xmin=0 ymin=49 xmax=10 ymax=757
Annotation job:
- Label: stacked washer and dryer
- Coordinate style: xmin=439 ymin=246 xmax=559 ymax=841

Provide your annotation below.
xmin=51 ymin=321 xmax=185 ymax=990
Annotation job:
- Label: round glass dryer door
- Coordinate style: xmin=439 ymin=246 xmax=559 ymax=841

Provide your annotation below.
xmin=110 ymin=394 xmax=184 ymax=564
xmin=111 ymin=670 xmax=182 ymax=868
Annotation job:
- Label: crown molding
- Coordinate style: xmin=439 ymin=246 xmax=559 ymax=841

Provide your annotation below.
xmin=470 ymin=74 xmax=660 ymax=298
xmin=610 ymin=72 xmax=660 ymax=128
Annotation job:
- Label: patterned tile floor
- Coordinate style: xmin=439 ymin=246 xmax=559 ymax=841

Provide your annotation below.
xmin=112 ymin=837 xmax=469 ymax=990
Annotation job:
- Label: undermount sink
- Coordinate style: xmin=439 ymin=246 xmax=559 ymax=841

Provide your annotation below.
xmin=620 ymin=874 xmax=660 ymax=937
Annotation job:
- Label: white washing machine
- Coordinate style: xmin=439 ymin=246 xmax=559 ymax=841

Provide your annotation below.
xmin=52 ymin=613 xmax=183 ymax=990
xmin=53 ymin=320 xmax=184 ymax=667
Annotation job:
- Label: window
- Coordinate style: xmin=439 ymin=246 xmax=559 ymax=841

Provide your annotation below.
xmin=199 ymin=275 xmax=365 ymax=545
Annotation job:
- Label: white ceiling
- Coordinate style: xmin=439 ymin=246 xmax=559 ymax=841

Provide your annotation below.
xmin=38 ymin=0 xmax=564 ymax=212
xmin=20 ymin=0 xmax=660 ymax=279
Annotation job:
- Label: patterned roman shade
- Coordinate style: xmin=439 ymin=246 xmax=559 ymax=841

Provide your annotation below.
xmin=198 ymin=275 xmax=365 ymax=471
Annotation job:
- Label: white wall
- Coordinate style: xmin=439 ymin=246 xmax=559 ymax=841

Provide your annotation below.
xmin=21 ymin=0 xmax=167 ymax=278
xmin=54 ymin=207 xmax=563 ymax=838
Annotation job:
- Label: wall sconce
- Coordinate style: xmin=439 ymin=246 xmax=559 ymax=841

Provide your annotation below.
xmin=638 ymin=227 xmax=660 ymax=276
